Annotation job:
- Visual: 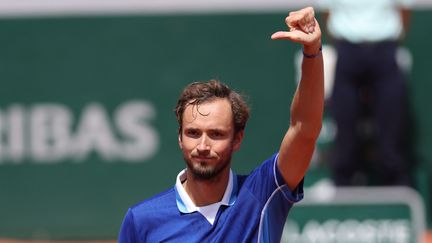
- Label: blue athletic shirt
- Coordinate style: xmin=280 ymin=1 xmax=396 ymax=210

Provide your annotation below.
xmin=118 ymin=153 xmax=304 ymax=243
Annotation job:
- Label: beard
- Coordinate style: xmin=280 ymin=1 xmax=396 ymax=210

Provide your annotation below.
xmin=184 ymin=155 xmax=231 ymax=181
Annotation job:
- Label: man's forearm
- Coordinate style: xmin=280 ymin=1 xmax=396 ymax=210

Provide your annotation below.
xmin=290 ymin=43 xmax=324 ymax=140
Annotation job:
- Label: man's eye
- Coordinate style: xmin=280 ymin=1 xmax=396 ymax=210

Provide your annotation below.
xmin=211 ymin=131 xmax=224 ymax=138
xmin=186 ymin=130 xmax=199 ymax=137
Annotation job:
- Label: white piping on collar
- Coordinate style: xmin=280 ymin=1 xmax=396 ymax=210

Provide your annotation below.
xmin=175 ymin=169 xmax=235 ymax=224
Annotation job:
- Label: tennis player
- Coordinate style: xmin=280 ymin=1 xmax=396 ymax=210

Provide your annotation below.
xmin=119 ymin=6 xmax=323 ymax=243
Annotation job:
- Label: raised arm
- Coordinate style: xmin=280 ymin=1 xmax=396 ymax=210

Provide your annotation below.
xmin=271 ymin=7 xmax=324 ymax=190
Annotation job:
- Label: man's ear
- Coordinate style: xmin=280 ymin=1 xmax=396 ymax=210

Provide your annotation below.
xmin=233 ymin=130 xmax=244 ymax=152
xmin=178 ymin=133 xmax=183 ymax=149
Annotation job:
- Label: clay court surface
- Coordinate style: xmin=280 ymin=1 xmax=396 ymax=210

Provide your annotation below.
xmin=1 ymin=231 xmax=432 ymax=243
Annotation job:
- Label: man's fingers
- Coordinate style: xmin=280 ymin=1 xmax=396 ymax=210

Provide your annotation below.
xmin=271 ymin=23 xmax=320 ymax=45
xmin=271 ymin=31 xmax=300 ymax=41
xmin=272 ymin=7 xmax=321 ymax=46
xmin=285 ymin=7 xmax=315 ymax=34
xmin=271 ymin=30 xmax=310 ymax=43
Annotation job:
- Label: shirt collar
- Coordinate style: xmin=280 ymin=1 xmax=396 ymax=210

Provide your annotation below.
xmin=174 ymin=169 xmax=238 ymax=213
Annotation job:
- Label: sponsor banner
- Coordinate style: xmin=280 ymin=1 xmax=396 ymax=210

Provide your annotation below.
xmin=282 ymin=186 xmax=426 ymax=243
xmin=0 ymin=101 xmax=158 ymax=163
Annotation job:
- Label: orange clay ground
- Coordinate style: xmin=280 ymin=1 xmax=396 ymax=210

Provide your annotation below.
xmin=0 ymin=231 xmax=431 ymax=243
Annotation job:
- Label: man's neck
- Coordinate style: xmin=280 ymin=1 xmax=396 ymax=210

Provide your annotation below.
xmin=183 ymin=169 xmax=230 ymax=207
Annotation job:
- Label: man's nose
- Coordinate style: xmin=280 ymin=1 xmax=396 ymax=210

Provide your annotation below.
xmin=197 ymin=135 xmax=210 ymax=153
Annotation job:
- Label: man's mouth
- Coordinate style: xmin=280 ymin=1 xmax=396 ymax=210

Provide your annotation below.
xmin=192 ymin=156 xmax=215 ymax=161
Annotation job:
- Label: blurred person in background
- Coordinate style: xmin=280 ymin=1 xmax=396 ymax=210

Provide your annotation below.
xmin=320 ymin=0 xmax=412 ymax=186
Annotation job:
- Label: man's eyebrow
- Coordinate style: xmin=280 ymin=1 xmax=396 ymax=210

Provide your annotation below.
xmin=183 ymin=127 xmax=199 ymax=131
xmin=208 ymin=128 xmax=232 ymax=135
xmin=209 ymin=128 xmax=227 ymax=132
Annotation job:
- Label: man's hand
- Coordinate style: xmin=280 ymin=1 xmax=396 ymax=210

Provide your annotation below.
xmin=271 ymin=7 xmax=321 ymax=53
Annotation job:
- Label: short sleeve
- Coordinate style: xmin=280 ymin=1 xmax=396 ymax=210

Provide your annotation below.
xmin=118 ymin=209 xmax=139 ymax=243
xmin=274 ymin=154 xmax=304 ymax=203
xmin=245 ymin=153 xmax=304 ymax=204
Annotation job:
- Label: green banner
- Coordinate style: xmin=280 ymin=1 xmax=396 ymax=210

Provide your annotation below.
xmin=282 ymin=187 xmax=426 ymax=243
xmin=0 ymin=13 xmax=299 ymax=239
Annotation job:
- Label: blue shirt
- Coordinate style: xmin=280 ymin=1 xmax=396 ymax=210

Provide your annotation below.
xmin=118 ymin=153 xmax=304 ymax=243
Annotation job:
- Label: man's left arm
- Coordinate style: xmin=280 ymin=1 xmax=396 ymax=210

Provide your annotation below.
xmin=271 ymin=7 xmax=324 ymax=190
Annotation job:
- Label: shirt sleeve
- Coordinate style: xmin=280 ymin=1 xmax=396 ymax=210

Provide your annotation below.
xmin=254 ymin=153 xmax=304 ymax=243
xmin=118 ymin=208 xmax=139 ymax=243
xmin=246 ymin=153 xmax=304 ymax=204
xmin=273 ymin=153 xmax=304 ymax=203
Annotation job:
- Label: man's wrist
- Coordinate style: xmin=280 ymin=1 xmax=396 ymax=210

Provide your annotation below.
xmin=302 ymin=42 xmax=322 ymax=58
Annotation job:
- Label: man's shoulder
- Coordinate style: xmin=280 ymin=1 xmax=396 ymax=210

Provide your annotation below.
xmin=234 ymin=153 xmax=287 ymax=198
xmin=121 ymin=187 xmax=181 ymax=239
xmin=129 ymin=187 xmax=177 ymax=215
xmin=243 ymin=153 xmax=278 ymax=178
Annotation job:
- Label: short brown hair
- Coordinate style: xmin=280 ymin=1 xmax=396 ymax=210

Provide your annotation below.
xmin=175 ymin=79 xmax=249 ymax=135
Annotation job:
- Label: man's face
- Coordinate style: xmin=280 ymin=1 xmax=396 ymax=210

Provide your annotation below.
xmin=179 ymin=98 xmax=243 ymax=180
